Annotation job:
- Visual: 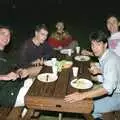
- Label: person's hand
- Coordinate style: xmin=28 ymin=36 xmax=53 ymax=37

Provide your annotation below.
xmin=28 ymin=66 xmax=43 ymax=77
xmin=81 ymin=49 xmax=93 ymax=56
xmin=64 ymin=92 xmax=86 ymax=103
xmin=16 ymin=68 xmax=29 ymax=78
xmin=31 ymin=58 xmax=44 ymax=66
xmin=6 ymin=72 xmax=19 ymax=81
xmin=88 ymin=63 xmax=102 ymax=75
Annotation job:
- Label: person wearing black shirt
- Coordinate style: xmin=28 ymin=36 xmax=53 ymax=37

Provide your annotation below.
xmin=17 ymin=24 xmax=54 ymax=68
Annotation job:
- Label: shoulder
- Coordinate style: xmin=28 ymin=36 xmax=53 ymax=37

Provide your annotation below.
xmin=63 ymin=31 xmax=70 ymax=36
xmin=50 ymin=32 xmax=57 ymax=37
xmin=109 ymin=32 xmax=120 ymax=40
xmin=23 ymin=38 xmax=34 ymax=47
xmin=105 ymin=50 xmax=120 ymax=65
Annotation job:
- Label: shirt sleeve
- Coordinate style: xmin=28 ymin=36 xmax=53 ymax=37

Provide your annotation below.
xmin=43 ymin=42 xmax=54 ymax=60
xmin=103 ymin=59 xmax=118 ymax=95
xmin=97 ymin=75 xmax=104 ymax=83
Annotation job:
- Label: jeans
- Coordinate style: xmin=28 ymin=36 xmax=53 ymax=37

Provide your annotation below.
xmin=92 ymin=93 xmax=120 ymax=118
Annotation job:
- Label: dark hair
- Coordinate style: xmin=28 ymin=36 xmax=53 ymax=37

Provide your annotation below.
xmin=35 ymin=24 xmax=48 ymax=32
xmin=89 ymin=31 xmax=108 ymax=43
xmin=0 ymin=25 xmax=13 ymax=35
xmin=105 ymin=13 xmax=120 ymax=23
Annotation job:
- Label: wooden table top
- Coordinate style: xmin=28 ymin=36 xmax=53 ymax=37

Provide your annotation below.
xmin=25 ymin=52 xmax=93 ymax=114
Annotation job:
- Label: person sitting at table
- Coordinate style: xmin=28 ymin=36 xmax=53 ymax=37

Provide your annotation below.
xmin=0 ymin=25 xmax=42 ymax=107
xmin=48 ymin=21 xmax=78 ymax=50
xmin=64 ymin=31 xmax=120 ymax=120
xmin=81 ymin=14 xmax=120 ymax=57
xmin=17 ymin=24 xmax=54 ymax=68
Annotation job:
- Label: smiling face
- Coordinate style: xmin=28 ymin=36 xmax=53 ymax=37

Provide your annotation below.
xmin=56 ymin=22 xmax=64 ymax=33
xmin=35 ymin=28 xmax=48 ymax=44
xmin=91 ymin=40 xmax=107 ymax=57
xmin=107 ymin=16 xmax=119 ymax=34
xmin=0 ymin=28 xmax=11 ymax=50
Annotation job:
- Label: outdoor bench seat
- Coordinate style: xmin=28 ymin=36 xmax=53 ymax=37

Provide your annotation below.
xmin=0 ymin=107 xmax=23 ymax=120
xmin=103 ymin=111 xmax=120 ymax=120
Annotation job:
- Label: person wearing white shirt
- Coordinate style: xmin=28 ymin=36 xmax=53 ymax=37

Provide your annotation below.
xmin=81 ymin=15 xmax=120 ymax=57
xmin=106 ymin=15 xmax=120 ymax=56
xmin=64 ymin=31 xmax=120 ymax=120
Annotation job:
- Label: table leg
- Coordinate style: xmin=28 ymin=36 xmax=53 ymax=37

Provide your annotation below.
xmin=58 ymin=113 xmax=63 ymax=120
xmin=22 ymin=108 xmax=34 ymax=120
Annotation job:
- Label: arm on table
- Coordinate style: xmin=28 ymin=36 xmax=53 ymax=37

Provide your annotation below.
xmin=16 ymin=66 xmax=43 ymax=78
xmin=64 ymin=88 xmax=108 ymax=103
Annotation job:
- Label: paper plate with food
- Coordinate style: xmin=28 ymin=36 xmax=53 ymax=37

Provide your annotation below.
xmin=60 ymin=49 xmax=74 ymax=54
xmin=56 ymin=60 xmax=73 ymax=70
xmin=70 ymin=78 xmax=93 ymax=89
xmin=37 ymin=73 xmax=58 ymax=83
xmin=74 ymin=55 xmax=90 ymax=61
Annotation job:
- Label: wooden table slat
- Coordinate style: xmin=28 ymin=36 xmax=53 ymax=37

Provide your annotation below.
xmin=53 ymin=69 xmax=70 ymax=97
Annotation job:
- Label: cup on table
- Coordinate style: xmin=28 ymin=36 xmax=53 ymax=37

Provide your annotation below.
xmin=68 ymin=49 xmax=72 ymax=56
xmin=72 ymin=67 xmax=79 ymax=77
xmin=52 ymin=65 xmax=58 ymax=75
xmin=76 ymin=46 xmax=80 ymax=54
xmin=51 ymin=58 xmax=57 ymax=66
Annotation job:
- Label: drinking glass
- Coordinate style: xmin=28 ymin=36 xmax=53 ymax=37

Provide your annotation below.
xmin=76 ymin=46 xmax=80 ymax=54
xmin=72 ymin=67 xmax=79 ymax=77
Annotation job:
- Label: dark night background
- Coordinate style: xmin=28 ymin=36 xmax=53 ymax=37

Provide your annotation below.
xmin=0 ymin=0 xmax=120 ymax=50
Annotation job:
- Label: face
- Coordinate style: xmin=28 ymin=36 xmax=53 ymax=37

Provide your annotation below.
xmin=91 ymin=40 xmax=107 ymax=57
xmin=107 ymin=16 xmax=119 ymax=33
xmin=0 ymin=28 xmax=11 ymax=50
xmin=56 ymin=22 xmax=64 ymax=31
xmin=35 ymin=29 xmax=48 ymax=44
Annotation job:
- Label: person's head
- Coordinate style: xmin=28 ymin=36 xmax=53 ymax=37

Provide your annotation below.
xmin=56 ymin=21 xmax=64 ymax=32
xmin=89 ymin=31 xmax=108 ymax=58
xmin=34 ymin=24 xmax=48 ymax=44
xmin=0 ymin=25 xmax=11 ymax=50
xmin=106 ymin=14 xmax=120 ymax=34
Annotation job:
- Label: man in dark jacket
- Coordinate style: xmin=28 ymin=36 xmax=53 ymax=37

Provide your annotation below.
xmin=0 ymin=25 xmax=42 ymax=107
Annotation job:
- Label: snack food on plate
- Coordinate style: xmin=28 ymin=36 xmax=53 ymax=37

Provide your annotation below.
xmin=56 ymin=60 xmax=73 ymax=71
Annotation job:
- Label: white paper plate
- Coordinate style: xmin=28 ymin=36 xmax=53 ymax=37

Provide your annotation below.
xmin=71 ymin=78 xmax=93 ymax=89
xmin=74 ymin=55 xmax=90 ymax=61
xmin=37 ymin=73 xmax=58 ymax=83
xmin=60 ymin=49 xmax=74 ymax=54
xmin=54 ymin=47 xmax=62 ymax=51
xmin=44 ymin=60 xmax=53 ymax=66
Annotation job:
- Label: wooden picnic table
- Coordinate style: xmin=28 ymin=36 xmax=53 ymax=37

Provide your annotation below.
xmin=24 ymin=51 xmax=94 ymax=120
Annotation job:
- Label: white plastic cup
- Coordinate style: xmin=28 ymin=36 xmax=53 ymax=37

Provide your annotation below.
xmin=72 ymin=67 xmax=79 ymax=77
xmin=76 ymin=46 xmax=80 ymax=54
xmin=51 ymin=58 xmax=57 ymax=66
xmin=68 ymin=49 xmax=72 ymax=56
